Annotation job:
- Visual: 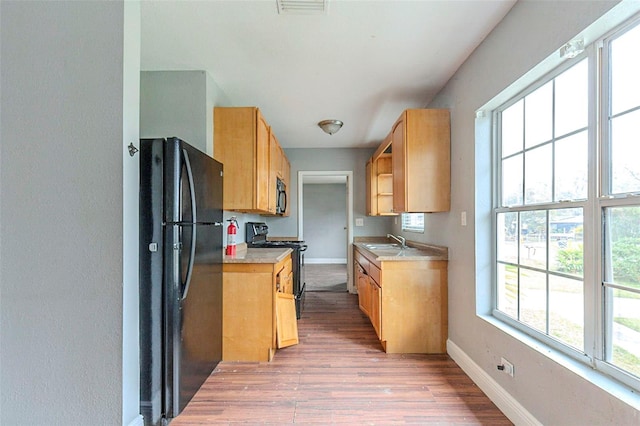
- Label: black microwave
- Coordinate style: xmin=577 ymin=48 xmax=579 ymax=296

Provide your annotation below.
xmin=276 ymin=178 xmax=286 ymax=214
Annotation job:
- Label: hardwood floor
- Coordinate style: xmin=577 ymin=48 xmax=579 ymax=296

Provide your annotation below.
xmin=172 ymin=291 xmax=512 ymax=425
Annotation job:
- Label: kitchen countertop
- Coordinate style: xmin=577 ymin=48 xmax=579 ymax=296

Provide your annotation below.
xmin=222 ymin=245 xmax=292 ymax=264
xmin=353 ymin=240 xmax=448 ymax=261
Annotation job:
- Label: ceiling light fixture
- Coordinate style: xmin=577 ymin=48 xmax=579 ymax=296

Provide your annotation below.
xmin=318 ymin=119 xmax=343 ymax=135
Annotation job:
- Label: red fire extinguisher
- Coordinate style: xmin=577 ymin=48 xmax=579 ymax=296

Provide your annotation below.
xmin=225 ymin=216 xmax=238 ymax=256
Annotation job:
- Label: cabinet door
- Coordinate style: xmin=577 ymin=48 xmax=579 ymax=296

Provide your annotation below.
xmin=406 ymin=109 xmax=450 ymax=212
xmin=370 ymin=279 xmax=381 ymax=339
xmin=392 ymin=109 xmax=451 ymax=213
xmin=276 ymin=292 xmax=299 ymax=348
xmin=392 ymin=113 xmax=406 ymax=213
xmin=356 ymin=263 xmax=370 ymax=317
xmin=214 ymin=107 xmax=257 ymax=211
xmin=256 ymin=110 xmax=272 ymax=212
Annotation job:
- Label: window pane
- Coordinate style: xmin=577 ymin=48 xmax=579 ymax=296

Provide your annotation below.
xmin=555 ymin=59 xmax=588 ymax=137
xmin=502 ymin=100 xmax=523 ymax=158
xmin=497 ymin=263 xmax=518 ymax=318
xmin=497 ymin=212 xmax=518 ymax=264
xmin=501 ymin=154 xmax=523 ymax=206
xmin=549 ymin=208 xmax=584 ymax=278
xmin=555 ymin=131 xmax=588 ymax=201
xmin=549 ymin=275 xmax=584 ymax=350
xmin=606 ymin=287 xmax=640 ymax=379
xmin=525 ymin=144 xmax=552 ymax=204
xmin=520 ymin=210 xmax=547 ymax=269
xmin=611 ymin=109 xmax=640 ymax=195
xmin=604 ymin=206 xmax=640 ymax=286
xmin=520 ymin=269 xmax=547 ymax=332
xmin=402 ymin=213 xmax=424 ymax=232
xmin=525 ymin=82 xmax=553 ymax=148
xmin=611 ymin=24 xmax=640 ymax=116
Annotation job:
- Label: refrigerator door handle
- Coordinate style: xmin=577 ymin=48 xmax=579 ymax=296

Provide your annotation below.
xmin=181 ymin=148 xmax=197 ymax=300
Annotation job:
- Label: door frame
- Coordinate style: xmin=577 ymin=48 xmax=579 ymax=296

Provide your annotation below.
xmin=297 ymin=170 xmax=354 ymax=293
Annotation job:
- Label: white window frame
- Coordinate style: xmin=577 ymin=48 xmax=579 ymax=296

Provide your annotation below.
xmin=401 ymin=213 xmax=424 ymax=233
xmin=490 ymin=15 xmax=640 ymax=392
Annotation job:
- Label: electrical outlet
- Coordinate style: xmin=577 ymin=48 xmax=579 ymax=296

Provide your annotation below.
xmin=500 ymin=357 xmax=515 ymax=377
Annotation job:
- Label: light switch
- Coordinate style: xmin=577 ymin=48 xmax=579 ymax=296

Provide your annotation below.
xmin=355 ymin=218 xmax=364 ymax=227
xmin=461 ymin=211 xmax=467 ymax=226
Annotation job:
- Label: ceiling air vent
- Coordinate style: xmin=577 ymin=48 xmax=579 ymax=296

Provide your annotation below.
xmin=276 ymin=0 xmax=327 ymax=15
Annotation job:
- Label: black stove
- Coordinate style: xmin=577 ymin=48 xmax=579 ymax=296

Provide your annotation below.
xmin=246 ymin=222 xmax=307 ymax=319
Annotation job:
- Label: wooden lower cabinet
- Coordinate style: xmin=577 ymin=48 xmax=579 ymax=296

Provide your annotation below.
xmin=222 ymin=254 xmax=295 ymax=361
xmin=354 ymin=246 xmax=448 ymax=353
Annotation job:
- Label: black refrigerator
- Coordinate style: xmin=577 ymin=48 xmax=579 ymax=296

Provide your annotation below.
xmin=139 ymin=137 xmax=223 ymax=426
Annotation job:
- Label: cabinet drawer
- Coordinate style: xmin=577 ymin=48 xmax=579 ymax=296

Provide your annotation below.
xmin=369 ymin=264 xmax=381 ymax=286
xmin=355 ymin=250 xmax=369 ymax=273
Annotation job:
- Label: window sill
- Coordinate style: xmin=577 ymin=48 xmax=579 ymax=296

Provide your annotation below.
xmin=477 ymin=313 xmax=640 ymax=411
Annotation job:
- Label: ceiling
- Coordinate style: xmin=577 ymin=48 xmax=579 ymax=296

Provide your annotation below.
xmin=140 ymin=0 xmax=516 ymax=149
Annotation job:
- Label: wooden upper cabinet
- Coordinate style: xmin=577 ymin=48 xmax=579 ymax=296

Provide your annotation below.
xmin=392 ymin=109 xmax=450 ymax=213
xmin=214 ymin=107 xmax=274 ymax=214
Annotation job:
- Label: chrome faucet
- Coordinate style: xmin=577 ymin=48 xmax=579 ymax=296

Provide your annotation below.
xmin=386 ymin=234 xmax=407 ymax=249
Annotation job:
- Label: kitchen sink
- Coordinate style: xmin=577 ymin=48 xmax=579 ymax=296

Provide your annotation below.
xmin=363 ymin=243 xmax=400 ymax=249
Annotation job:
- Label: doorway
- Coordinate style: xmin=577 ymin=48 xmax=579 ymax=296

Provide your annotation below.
xmin=297 ymin=171 xmax=354 ymax=293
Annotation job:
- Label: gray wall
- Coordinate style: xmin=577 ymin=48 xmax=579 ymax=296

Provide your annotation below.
xmin=391 ymin=0 xmax=640 ymax=424
xmin=0 ymin=2 xmax=137 ymax=424
xmin=266 ymin=148 xmax=393 ymax=238
xmin=139 ymin=70 xmax=268 ymax=248
xmin=303 ymin=184 xmax=347 ymax=262
xmin=140 ymin=70 xmax=231 ymax=157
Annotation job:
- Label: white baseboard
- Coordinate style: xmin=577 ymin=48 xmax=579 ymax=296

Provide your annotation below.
xmin=127 ymin=414 xmax=144 ymax=426
xmin=447 ymin=339 xmax=541 ymax=426
xmin=305 ymin=258 xmax=347 ymax=264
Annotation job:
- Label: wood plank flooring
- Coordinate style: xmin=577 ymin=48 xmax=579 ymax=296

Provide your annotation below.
xmin=172 ymin=291 xmax=512 ymax=425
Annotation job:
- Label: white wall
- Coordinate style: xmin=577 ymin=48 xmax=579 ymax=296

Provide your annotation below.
xmin=393 ymin=0 xmax=640 ymax=424
xmin=0 ymin=1 xmax=131 ymax=424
